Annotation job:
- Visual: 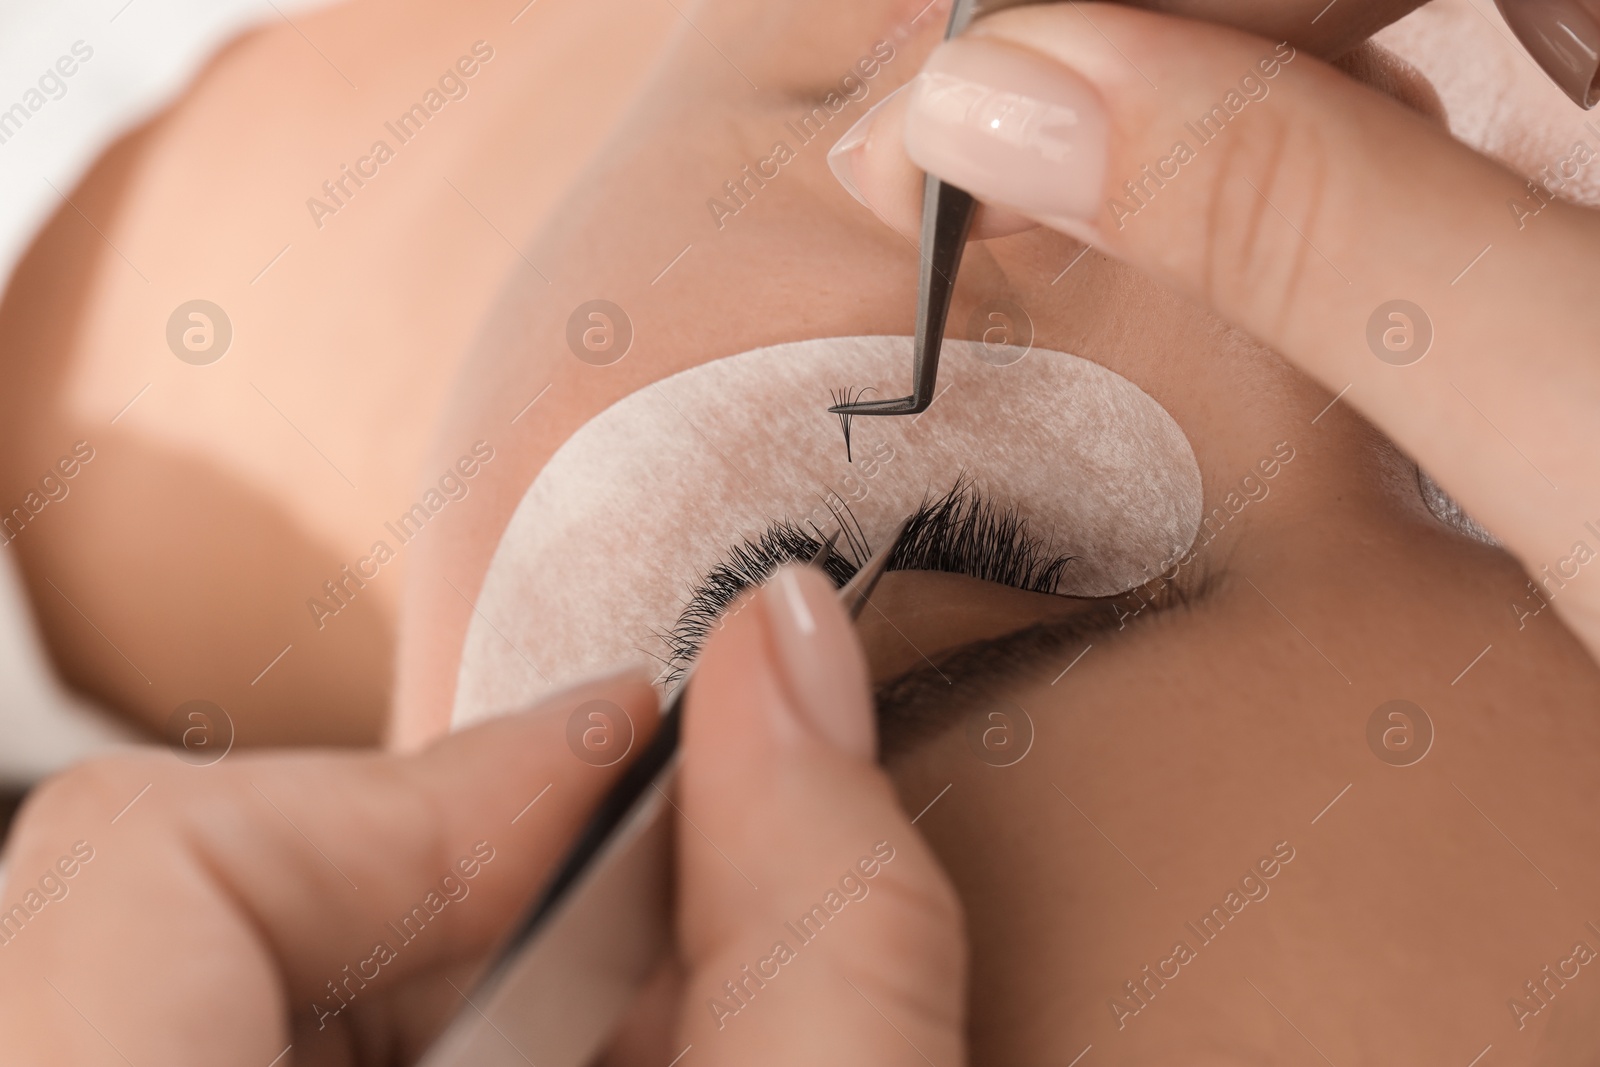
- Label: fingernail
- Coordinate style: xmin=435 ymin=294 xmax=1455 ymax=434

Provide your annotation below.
xmin=904 ymin=37 xmax=1109 ymax=224
xmin=1497 ymin=0 xmax=1600 ymax=108
xmin=760 ymin=566 xmax=876 ymax=759
xmin=827 ymin=84 xmax=906 ymax=219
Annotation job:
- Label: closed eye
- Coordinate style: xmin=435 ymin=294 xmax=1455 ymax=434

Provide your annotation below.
xmin=653 ymin=476 xmax=1083 ymax=684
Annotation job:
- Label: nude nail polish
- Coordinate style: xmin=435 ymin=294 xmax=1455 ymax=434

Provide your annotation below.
xmin=827 ymin=84 xmax=905 ymax=219
xmin=903 ymin=37 xmax=1109 ymax=224
xmin=760 ymin=566 xmax=876 ymax=759
xmin=1497 ymin=0 xmax=1600 ymax=108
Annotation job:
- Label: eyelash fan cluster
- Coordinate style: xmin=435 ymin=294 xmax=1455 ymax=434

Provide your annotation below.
xmin=652 ymin=479 xmax=1077 ymax=685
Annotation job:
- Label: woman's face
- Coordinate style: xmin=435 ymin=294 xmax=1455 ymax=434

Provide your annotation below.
xmin=400 ymin=1 xmax=1600 ymax=1060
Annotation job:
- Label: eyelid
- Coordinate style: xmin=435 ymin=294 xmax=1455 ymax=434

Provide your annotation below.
xmin=872 ymin=555 xmax=1221 ymax=760
xmin=658 ymin=480 xmax=1079 ymax=684
xmin=1113 ymin=544 xmax=1219 ymax=621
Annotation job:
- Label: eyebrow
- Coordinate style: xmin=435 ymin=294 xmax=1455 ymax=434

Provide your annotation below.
xmin=873 ymin=564 xmax=1222 ymax=762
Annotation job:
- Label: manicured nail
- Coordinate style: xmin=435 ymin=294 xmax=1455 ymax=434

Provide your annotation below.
xmin=760 ymin=566 xmax=876 ymax=759
xmin=904 ymin=37 xmax=1109 ymax=225
xmin=827 ymin=84 xmax=906 ymax=219
xmin=1496 ymin=0 xmax=1600 ymax=108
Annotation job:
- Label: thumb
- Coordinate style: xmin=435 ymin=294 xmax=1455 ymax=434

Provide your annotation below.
xmin=675 ymin=565 xmax=966 ymax=1065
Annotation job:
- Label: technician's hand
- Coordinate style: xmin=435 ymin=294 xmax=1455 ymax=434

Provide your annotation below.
xmin=0 ymin=563 xmax=965 ymax=1066
xmin=0 ymin=668 xmax=666 ymax=1066
xmin=1125 ymin=0 xmax=1599 ymax=108
xmin=670 ymin=564 xmax=965 ymax=1064
xmin=831 ymin=3 xmax=1600 ymax=664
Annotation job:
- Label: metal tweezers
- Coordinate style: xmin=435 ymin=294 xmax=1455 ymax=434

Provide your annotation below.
xmin=418 ymin=518 xmax=912 ymax=1067
xmin=829 ymin=0 xmax=1033 ymax=418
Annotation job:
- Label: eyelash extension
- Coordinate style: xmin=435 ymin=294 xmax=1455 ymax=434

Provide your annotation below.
xmin=829 ymin=387 xmax=873 ymax=464
xmin=650 ymin=478 xmax=1077 ymax=685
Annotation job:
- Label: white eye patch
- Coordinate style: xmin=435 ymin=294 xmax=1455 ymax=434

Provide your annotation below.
xmin=453 ymin=336 xmax=1202 ymax=729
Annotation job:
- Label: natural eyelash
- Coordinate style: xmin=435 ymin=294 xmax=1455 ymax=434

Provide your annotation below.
xmin=648 ymin=510 xmax=857 ymax=687
xmin=892 ymin=477 xmax=1076 ymax=594
xmin=649 ymin=477 xmax=1077 ymax=685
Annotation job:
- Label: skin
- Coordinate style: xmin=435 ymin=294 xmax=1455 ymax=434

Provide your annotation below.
xmin=0 ymin=0 xmax=674 ymax=746
xmin=397 ymin=0 xmax=1600 ymax=1062
xmin=850 ymin=3 xmax=1600 ymax=658
xmin=0 ymin=0 xmax=1442 ymax=752
xmin=830 ymin=1 xmax=1600 ymax=1061
xmin=393 ymin=0 xmax=1413 ymax=739
xmin=1 ymin=0 xmax=1598 ymax=1064
xmin=0 ymin=577 xmax=966 ymax=1066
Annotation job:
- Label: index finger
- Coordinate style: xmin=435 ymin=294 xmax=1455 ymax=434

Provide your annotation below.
xmin=1118 ymin=0 xmax=1427 ymax=57
xmin=867 ymin=4 xmax=1600 ymax=656
xmin=0 ymin=668 xmax=659 ymax=1063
